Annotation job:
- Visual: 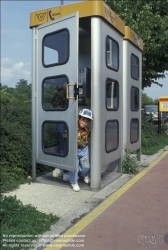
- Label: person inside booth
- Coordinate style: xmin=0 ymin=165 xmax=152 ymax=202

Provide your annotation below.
xmin=63 ymin=109 xmax=93 ymax=192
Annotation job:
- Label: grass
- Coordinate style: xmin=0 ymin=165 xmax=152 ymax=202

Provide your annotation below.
xmin=0 ymin=164 xmax=54 ymax=193
xmin=141 ymin=115 xmax=168 ymax=155
xmin=0 ymin=195 xmax=59 ymax=250
xmin=141 ymin=133 xmax=168 ymax=155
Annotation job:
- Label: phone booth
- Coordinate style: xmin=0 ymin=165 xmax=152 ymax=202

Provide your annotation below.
xmin=30 ymin=0 xmax=127 ymax=189
xmin=123 ymin=27 xmax=143 ymax=159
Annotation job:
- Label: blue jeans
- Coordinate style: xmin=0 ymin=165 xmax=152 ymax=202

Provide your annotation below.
xmin=69 ymin=145 xmax=90 ymax=184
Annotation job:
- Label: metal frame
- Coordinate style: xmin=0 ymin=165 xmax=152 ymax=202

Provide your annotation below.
xmin=32 ymin=13 xmax=79 ymax=180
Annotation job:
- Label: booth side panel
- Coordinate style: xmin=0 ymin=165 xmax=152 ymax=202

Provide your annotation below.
xmin=100 ymin=20 xmax=124 ymax=170
xmin=90 ymin=17 xmax=124 ymax=183
xmin=123 ymin=41 xmax=142 ymax=154
xmin=139 ymin=52 xmax=142 ymax=160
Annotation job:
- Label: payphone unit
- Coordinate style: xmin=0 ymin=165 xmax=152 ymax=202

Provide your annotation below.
xmin=78 ymin=67 xmax=91 ymax=105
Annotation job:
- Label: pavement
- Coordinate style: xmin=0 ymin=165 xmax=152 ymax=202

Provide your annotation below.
xmin=58 ymin=150 xmax=168 ymax=250
xmin=3 ymin=145 xmax=168 ymax=250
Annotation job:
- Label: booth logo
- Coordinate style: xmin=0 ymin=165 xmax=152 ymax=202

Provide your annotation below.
xmin=49 ymin=10 xmax=60 ymax=21
xmin=104 ymin=6 xmax=115 ymax=24
xmin=36 ymin=13 xmax=46 ymax=21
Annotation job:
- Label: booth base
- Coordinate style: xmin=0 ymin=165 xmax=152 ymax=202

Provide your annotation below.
xmin=34 ymin=171 xmax=121 ymax=191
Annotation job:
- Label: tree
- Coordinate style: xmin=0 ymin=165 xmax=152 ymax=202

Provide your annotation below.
xmin=105 ymin=0 xmax=168 ymax=89
xmin=141 ymin=92 xmax=155 ymax=107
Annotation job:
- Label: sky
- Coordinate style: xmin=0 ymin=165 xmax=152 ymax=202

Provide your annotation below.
xmin=1 ymin=0 xmax=77 ymax=87
xmin=142 ymin=75 xmax=168 ymax=100
xmin=1 ymin=0 xmax=168 ymax=100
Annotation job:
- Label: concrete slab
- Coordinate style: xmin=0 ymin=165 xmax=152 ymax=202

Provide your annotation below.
xmin=4 ymin=183 xmax=96 ymax=217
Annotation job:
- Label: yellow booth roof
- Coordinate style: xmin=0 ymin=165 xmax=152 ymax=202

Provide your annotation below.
xmin=124 ymin=26 xmax=143 ymax=51
xmin=29 ymin=0 xmax=125 ymax=35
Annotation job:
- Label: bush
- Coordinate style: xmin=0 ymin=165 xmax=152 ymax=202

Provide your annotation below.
xmin=122 ymin=149 xmax=139 ymax=174
xmin=141 ymin=113 xmax=168 ymax=154
xmin=0 ymin=82 xmax=32 ymax=192
xmin=0 ymin=82 xmax=53 ymax=192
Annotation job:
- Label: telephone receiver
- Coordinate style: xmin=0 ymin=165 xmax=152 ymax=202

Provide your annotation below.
xmin=49 ymin=10 xmax=54 ymax=21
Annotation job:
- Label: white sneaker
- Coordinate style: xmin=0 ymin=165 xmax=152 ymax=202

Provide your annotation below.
xmin=52 ymin=169 xmax=62 ymax=178
xmin=71 ymin=183 xmax=80 ymax=192
xmin=63 ymin=174 xmax=70 ymax=182
xmin=84 ymin=176 xmax=90 ymax=184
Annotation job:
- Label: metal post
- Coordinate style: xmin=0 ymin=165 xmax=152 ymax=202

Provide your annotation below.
xmin=61 ymin=0 xmax=64 ymax=5
xmin=137 ymin=148 xmax=141 ymax=162
xmin=90 ymin=17 xmax=102 ymax=189
xmin=118 ymin=158 xmax=123 ymax=174
xmin=158 ymin=101 xmax=161 ymax=135
xmin=32 ymin=28 xmax=37 ymax=181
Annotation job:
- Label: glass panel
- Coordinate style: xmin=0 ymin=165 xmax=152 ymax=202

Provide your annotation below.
xmin=106 ymin=37 xmax=119 ymax=71
xmin=43 ymin=76 xmax=68 ymax=110
xmin=43 ymin=30 xmax=69 ymax=66
xmin=106 ymin=121 xmax=119 ymax=152
xmin=131 ymin=54 xmax=139 ymax=80
xmin=106 ymin=79 xmax=119 ymax=110
xmin=130 ymin=119 xmax=139 ymax=143
xmin=44 ymin=47 xmax=58 ymax=65
xmin=131 ymin=86 xmax=139 ymax=111
xmin=43 ymin=122 xmax=68 ymax=156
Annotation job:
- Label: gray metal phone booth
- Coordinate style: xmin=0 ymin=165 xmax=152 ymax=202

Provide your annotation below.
xmin=123 ymin=26 xmax=143 ymax=160
xmin=31 ymin=2 xmax=142 ymax=189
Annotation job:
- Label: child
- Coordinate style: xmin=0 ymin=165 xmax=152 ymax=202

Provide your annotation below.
xmin=69 ymin=109 xmax=93 ymax=192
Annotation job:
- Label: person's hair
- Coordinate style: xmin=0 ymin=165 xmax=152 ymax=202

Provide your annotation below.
xmin=78 ymin=115 xmax=90 ymax=121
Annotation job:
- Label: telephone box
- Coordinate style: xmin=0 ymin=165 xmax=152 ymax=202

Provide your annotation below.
xmin=30 ymin=0 xmax=142 ymax=189
xmin=159 ymin=96 xmax=168 ymax=112
xmin=123 ymin=27 xmax=143 ymax=160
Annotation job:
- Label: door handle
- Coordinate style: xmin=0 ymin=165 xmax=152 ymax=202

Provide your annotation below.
xmin=66 ymin=84 xmax=79 ymax=100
